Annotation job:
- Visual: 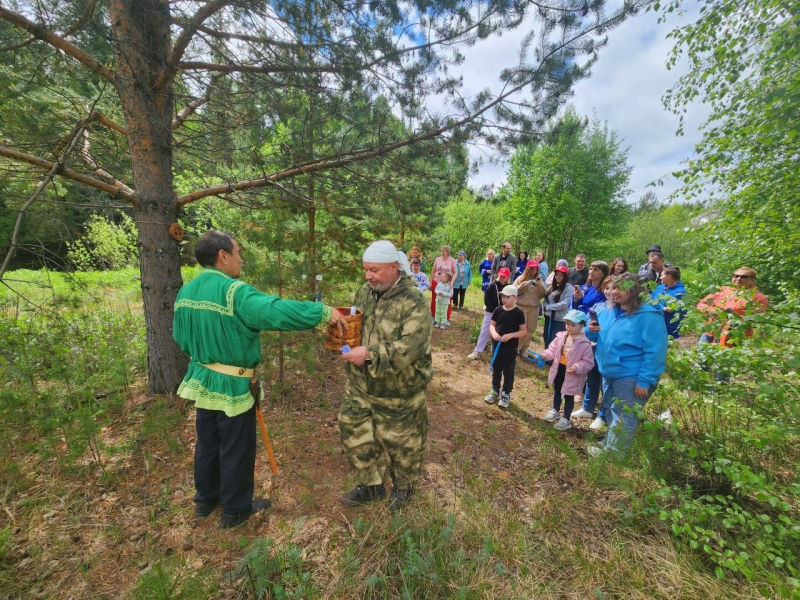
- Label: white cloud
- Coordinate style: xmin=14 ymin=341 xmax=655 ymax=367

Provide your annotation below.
xmin=446 ymin=2 xmax=710 ymax=204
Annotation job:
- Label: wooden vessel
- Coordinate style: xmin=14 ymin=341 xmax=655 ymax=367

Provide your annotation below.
xmin=325 ymin=307 xmax=363 ymax=351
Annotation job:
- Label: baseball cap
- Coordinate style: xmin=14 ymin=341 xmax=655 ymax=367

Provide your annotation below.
xmin=555 ymin=265 xmax=569 ymax=274
xmin=500 ymin=286 xmax=518 ymax=296
xmin=564 ymin=309 xmax=588 ymax=324
xmin=498 ymin=267 xmax=511 ymax=278
xmin=527 ymin=260 xmax=539 ymax=268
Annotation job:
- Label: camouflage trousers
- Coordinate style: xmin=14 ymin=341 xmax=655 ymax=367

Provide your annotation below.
xmin=338 ymin=383 xmax=428 ymax=490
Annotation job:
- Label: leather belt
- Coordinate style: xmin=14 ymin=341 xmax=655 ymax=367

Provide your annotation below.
xmin=202 ymin=362 xmax=255 ymax=378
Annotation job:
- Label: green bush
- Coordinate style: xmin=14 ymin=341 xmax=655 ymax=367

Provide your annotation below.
xmin=634 ymin=291 xmax=800 ymax=596
xmin=67 ymin=212 xmax=139 ymax=271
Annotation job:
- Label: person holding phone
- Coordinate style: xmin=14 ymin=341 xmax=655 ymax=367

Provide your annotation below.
xmin=572 ymin=261 xmax=609 ymax=314
xmin=572 ymin=277 xmax=615 ymax=429
xmin=542 ymin=265 xmax=574 ymax=358
xmin=584 ymin=273 xmax=668 ymax=456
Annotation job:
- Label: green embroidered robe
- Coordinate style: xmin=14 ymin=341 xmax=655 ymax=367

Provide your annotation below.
xmin=173 ymin=268 xmax=332 ymax=416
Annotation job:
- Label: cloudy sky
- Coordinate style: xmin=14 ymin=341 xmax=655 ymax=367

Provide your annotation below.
xmin=449 ymin=2 xmax=709 ymax=204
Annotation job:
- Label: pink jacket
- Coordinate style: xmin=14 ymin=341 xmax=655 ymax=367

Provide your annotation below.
xmin=542 ymin=332 xmax=595 ymax=395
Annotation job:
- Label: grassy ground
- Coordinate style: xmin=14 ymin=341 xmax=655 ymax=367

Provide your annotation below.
xmin=0 ymin=283 xmax=770 ymax=599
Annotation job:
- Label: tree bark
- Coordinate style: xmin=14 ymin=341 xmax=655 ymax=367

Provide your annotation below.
xmin=110 ymin=0 xmax=187 ymax=394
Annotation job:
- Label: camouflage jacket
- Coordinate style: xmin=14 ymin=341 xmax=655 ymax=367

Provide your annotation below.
xmin=347 ymin=274 xmax=433 ymax=398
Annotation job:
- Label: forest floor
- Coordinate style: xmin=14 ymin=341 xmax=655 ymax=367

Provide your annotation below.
xmin=0 ymin=296 xmax=762 ymax=599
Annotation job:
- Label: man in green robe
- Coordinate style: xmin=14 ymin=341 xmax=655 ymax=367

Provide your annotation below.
xmin=173 ymin=230 xmax=346 ymax=528
xmin=338 ymin=240 xmax=433 ymax=510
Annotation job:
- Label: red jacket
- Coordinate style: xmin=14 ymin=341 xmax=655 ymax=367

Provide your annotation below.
xmin=697 ymin=286 xmax=769 ymax=344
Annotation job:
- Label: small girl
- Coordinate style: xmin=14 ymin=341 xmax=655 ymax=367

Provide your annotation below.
xmin=542 ymin=309 xmax=595 ymax=431
xmin=434 ymin=272 xmax=453 ymax=329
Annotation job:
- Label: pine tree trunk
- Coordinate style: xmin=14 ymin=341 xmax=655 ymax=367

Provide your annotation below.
xmin=110 ymin=0 xmax=187 ymax=394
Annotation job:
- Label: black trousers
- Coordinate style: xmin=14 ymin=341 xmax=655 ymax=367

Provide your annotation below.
xmin=491 ymin=344 xmax=517 ymax=394
xmin=453 ymin=287 xmax=467 ymax=308
xmin=195 ymin=405 xmax=256 ymax=515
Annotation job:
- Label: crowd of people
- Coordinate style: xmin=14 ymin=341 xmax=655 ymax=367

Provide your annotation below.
xmin=406 ymin=242 xmax=769 ymax=457
xmin=173 ymin=233 xmax=769 ymax=523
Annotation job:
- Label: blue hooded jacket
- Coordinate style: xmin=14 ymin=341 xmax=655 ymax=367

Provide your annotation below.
xmin=573 ymin=284 xmax=605 ymax=315
xmin=651 ymin=281 xmax=688 ymax=338
xmin=585 ymin=303 xmax=668 ymax=389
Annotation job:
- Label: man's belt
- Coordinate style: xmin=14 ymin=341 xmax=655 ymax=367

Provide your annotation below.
xmin=201 ymin=362 xmax=255 ymax=378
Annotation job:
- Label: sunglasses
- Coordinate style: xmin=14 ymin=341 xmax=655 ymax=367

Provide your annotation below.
xmin=732 ymin=274 xmax=752 ymax=279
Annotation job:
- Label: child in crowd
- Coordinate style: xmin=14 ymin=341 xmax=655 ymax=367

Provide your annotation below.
xmin=542 ymin=310 xmax=595 ymax=431
xmin=434 ymin=272 xmax=453 ymax=329
xmin=410 ymin=258 xmax=429 ymax=292
xmin=485 ymin=286 xmax=527 ymax=409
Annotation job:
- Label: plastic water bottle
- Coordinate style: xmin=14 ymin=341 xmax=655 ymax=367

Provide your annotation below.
xmin=340 ymin=345 xmax=351 ymax=354
xmin=350 ymin=305 xmax=356 ymax=316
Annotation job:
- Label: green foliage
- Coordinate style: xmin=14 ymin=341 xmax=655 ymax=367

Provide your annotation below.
xmin=66 ymin=213 xmax=139 ymax=271
xmin=658 ymin=0 xmax=800 ymax=296
xmin=600 ymin=201 xmax=700 ymax=268
xmin=634 ymin=290 xmax=800 ymax=595
xmin=504 ymin=107 xmax=633 ymax=261
xmin=240 ymin=537 xmax=319 ymax=599
xmin=433 ymin=191 xmax=519 ymax=265
xmin=129 ymin=559 xmax=218 ymax=600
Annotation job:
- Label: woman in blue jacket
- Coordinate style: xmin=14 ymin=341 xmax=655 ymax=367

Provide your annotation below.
xmin=572 ymin=260 xmax=609 ymax=314
xmin=452 ymin=251 xmax=473 ymax=308
xmin=585 ymin=273 xmax=668 ymax=456
xmin=479 ymin=249 xmax=495 ymax=291
xmin=650 ymin=267 xmax=687 ymax=339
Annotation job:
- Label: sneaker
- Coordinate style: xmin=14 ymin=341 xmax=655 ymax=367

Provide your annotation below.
xmin=553 ymin=417 xmax=572 ymax=431
xmin=589 ymin=417 xmax=607 ymax=431
xmin=445 ymin=320 xmax=451 ymax=326
xmin=571 ymin=408 xmax=593 ymax=419
xmin=484 ymin=390 xmax=499 ymax=404
xmin=587 ymin=445 xmax=606 ymax=458
xmin=339 ymin=483 xmax=386 ymax=507
xmin=467 ymin=352 xmax=480 ymax=360
xmin=219 ymin=498 xmax=271 ymax=528
xmin=498 ymin=392 xmax=510 ymax=408
xmin=389 ymin=488 xmax=414 ymax=511
xmin=195 ymin=500 xmax=218 ymax=518
xmin=543 ymin=408 xmax=560 ymax=422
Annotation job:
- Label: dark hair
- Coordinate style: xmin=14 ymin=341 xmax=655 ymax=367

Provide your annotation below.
xmin=663 ymin=267 xmax=681 ymax=281
xmin=610 ymin=257 xmax=629 ymax=274
xmin=612 ymin=272 xmax=646 ymax=315
xmin=649 ymin=251 xmax=665 ymax=260
xmin=548 ymin=269 xmax=569 ymax=302
xmin=195 ymin=230 xmax=235 ymax=267
xmin=519 ymin=251 xmax=528 ymax=262
xmin=590 ymin=260 xmax=609 ymax=280
xmin=410 ymin=258 xmax=422 ymax=266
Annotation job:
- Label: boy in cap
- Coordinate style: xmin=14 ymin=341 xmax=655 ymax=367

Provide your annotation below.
xmin=485 ymin=285 xmax=527 ymax=408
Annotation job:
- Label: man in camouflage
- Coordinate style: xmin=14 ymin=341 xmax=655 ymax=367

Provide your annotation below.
xmin=338 ymin=240 xmax=433 ymax=510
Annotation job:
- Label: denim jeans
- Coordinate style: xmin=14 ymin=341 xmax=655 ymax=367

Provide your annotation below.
xmin=602 ymin=377 xmax=655 ymax=453
xmin=581 ymin=346 xmax=607 ymax=420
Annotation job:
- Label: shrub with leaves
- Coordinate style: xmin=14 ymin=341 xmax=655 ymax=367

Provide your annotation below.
xmin=67 ymin=213 xmax=139 ymax=271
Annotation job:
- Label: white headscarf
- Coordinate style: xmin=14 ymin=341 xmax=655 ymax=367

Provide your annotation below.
xmin=363 ymin=240 xmax=412 ymax=275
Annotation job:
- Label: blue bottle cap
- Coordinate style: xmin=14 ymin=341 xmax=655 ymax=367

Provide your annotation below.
xmin=340 ymin=345 xmax=350 ymax=353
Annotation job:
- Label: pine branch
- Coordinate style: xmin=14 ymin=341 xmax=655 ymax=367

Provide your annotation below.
xmin=0 ymin=144 xmax=136 ymax=204
xmin=155 ymin=0 xmax=231 ymax=90
xmin=0 ymin=6 xmax=115 ymax=83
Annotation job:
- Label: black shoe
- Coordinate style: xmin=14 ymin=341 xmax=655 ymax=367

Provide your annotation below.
xmin=219 ymin=498 xmax=271 ymax=529
xmin=389 ymin=488 xmax=414 ymax=512
xmin=195 ymin=500 xmax=218 ymax=518
xmin=339 ymin=484 xmax=386 ymax=507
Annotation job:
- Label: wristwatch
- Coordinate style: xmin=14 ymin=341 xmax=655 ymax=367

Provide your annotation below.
xmin=363 ymin=349 xmax=373 ymax=365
